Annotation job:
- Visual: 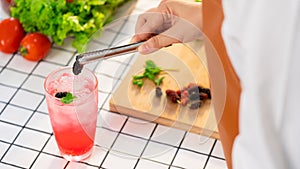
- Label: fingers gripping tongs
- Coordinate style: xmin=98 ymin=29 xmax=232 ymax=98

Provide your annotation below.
xmin=73 ymin=41 xmax=144 ymax=75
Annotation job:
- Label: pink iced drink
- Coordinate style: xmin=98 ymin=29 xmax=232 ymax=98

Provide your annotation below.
xmin=44 ymin=68 xmax=98 ymax=161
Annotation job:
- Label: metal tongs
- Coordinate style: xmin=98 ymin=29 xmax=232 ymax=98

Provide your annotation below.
xmin=72 ymin=41 xmax=144 ymax=75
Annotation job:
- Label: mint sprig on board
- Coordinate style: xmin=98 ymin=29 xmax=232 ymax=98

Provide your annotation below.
xmin=132 ymin=60 xmax=165 ymax=87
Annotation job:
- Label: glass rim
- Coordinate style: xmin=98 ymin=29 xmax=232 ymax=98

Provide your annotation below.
xmin=44 ymin=66 xmax=98 ymax=104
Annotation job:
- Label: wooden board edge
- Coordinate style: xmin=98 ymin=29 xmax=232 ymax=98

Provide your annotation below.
xmin=110 ymin=97 xmax=220 ymax=139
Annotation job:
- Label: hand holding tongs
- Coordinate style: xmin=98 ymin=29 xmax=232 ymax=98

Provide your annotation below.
xmin=73 ymin=41 xmax=144 ymax=75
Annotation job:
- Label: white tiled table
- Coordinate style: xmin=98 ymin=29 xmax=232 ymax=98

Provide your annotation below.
xmin=0 ymin=0 xmax=227 ymax=168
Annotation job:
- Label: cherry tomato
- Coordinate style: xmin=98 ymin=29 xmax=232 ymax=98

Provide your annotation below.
xmin=19 ymin=33 xmax=51 ymax=61
xmin=0 ymin=18 xmax=26 ymax=54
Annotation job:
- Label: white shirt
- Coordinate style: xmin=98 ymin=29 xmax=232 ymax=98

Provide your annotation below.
xmin=222 ymin=0 xmax=300 ymax=169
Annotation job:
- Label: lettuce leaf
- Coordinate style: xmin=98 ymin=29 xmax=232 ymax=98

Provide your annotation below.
xmin=11 ymin=0 xmax=128 ymax=52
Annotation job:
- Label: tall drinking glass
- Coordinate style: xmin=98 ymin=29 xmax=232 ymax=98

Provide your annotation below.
xmin=44 ymin=67 xmax=98 ymax=161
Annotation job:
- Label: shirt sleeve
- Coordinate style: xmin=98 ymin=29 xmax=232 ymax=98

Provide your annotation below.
xmin=221 ymin=0 xmax=300 ymax=169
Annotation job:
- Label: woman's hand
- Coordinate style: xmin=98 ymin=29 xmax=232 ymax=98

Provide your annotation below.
xmin=132 ymin=0 xmax=203 ymax=54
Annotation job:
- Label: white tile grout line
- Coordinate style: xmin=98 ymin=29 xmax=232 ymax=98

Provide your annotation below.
xmin=0 ymin=61 xmax=45 ymax=166
xmin=203 ymin=139 xmax=218 ymax=169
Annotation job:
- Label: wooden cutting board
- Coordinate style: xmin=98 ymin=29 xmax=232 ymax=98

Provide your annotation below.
xmin=110 ymin=41 xmax=219 ymax=139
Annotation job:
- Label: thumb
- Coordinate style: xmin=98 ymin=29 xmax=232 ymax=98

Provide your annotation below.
xmin=138 ymin=34 xmax=180 ymax=54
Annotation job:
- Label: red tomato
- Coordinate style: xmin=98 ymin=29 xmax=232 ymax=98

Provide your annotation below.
xmin=19 ymin=33 xmax=51 ymax=61
xmin=6 ymin=0 xmax=12 ymax=3
xmin=0 ymin=18 xmax=26 ymax=54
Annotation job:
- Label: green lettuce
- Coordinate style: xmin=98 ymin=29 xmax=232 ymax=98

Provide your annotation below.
xmin=11 ymin=0 xmax=128 ymax=52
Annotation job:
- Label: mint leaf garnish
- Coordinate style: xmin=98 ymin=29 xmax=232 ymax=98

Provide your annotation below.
xmin=132 ymin=79 xmax=144 ymax=87
xmin=132 ymin=60 xmax=164 ymax=87
xmin=154 ymin=76 xmax=165 ymax=86
xmin=60 ymin=92 xmax=77 ymax=104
